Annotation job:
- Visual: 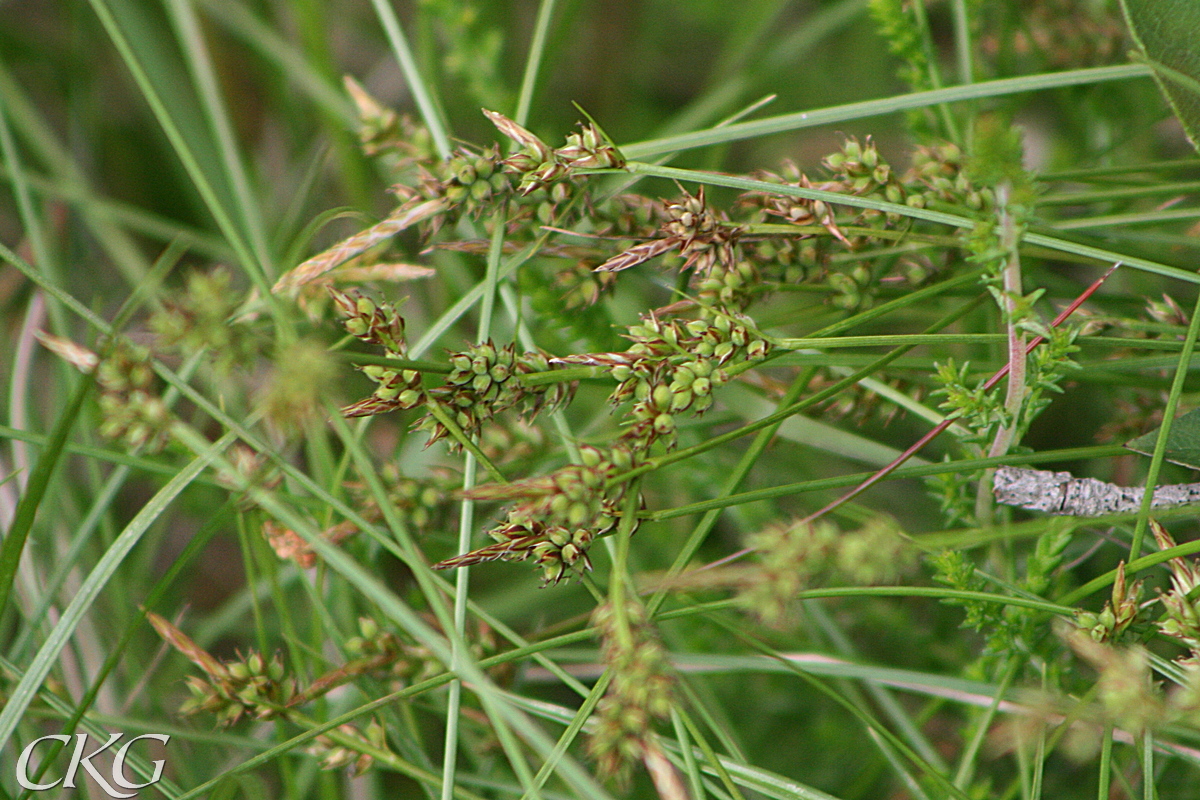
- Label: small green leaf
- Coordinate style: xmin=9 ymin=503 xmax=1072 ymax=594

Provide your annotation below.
xmin=1120 ymin=0 xmax=1200 ymax=153
xmin=1125 ymin=407 xmax=1200 ymax=470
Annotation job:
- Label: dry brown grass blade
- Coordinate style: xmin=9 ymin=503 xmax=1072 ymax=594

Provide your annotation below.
xmin=273 ymin=198 xmax=448 ymax=295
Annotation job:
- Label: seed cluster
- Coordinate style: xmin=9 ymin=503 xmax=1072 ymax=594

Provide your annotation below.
xmin=485 ymin=109 xmax=625 ymax=196
xmin=745 ymin=137 xmax=909 ymax=239
xmin=609 ymin=311 xmax=769 ymax=451
xmin=437 ymin=444 xmax=634 ymax=585
xmin=587 ymin=601 xmax=676 ymax=782
xmin=149 ymin=267 xmax=255 ymax=373
xmin=347 ymin=462 xmax=455 ymax=534
xmin=181 ymin=650 xmax=295 ymax=727
xmin=148 ymin=609 xmax=298 ymax=726
xmin=417 ymin=145 xmax=510 ymax=229
xmin=435 ymin=310 xmax=770 ymax=583
xmin=332 ymin=288 xmax=426 ymax=417
xmin=93 ymin=342 xmax=176 ymax=452
xmin=1150 ymin=522 xmax=1200 ymax=665
xmin=418 ymin=342 xmax=574 ymax=449
xmin=333 ymin=288 xmax=575 ymax=450
xmin=736 ymin=516 xmax=913 ymax=626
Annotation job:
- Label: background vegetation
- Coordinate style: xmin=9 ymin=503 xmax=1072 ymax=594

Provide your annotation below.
xmin=2 ymin=1 xmax=1200 ymax=798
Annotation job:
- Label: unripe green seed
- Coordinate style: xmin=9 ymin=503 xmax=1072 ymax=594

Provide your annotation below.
xmin=568 ymin=501 xmax=589 ymax=526
xmin=455 ymin=162 xmax=476 ymax=185
xmin=652 ymin=384 xmax=672 ymax=410
xmin=580 ymin=446 xmax=603 ymax=468
xmin=673 ymin=366 xmax=695 ymax=385
xmin=469 ymin=180 xmax=491 ymax=201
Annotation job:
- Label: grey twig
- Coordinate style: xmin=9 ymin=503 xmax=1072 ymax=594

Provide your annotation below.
xmin=992 ymin=466 xmax=1200 ymax=516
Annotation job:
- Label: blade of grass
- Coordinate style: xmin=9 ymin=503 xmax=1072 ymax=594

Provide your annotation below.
xmin=14 ymin=496 xmax=233 ymax=798
xmin=367 ymin=0 xmax=450 ymax=159
xmin=0 ymin=368 xmax=91 ymax=622
xmin=0 ymin=61 xmax=154 ymax=286
xmin=196 ymin=0 xmax=353 ymax=125
xmin=622 ymin=65 xmax=1151 ymax=158
xmin=648 ymin=291 xmax=983 ymax=615
xmin=0 ymin=427 xmax=239 ymax=751
xmin=790 ymin=264 xmax=1115 ymax=530
xmin=1099 ymin=727 xmax=1114 ymax=800
xmin=164 ymin=0 xmax=275 ymax=277
xmin=518 ymin=673 xmax=612 ymax=800
xmin=84 ymin=0 xmax=278 ymax=309
xmin=1127 ymin=265 xmax=1200 ymax=558
xmin=514 ymin=0 xmax=558 ymax=126
xmin=0 ymin=74 xmax=65 ymax=335
xmin=707 ymin=616 xmax=974 ymax=800
xmin=174 ymin=624 xmax=599 ymax=800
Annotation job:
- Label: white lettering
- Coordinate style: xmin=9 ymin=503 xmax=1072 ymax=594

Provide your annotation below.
xmin=14 ymin=732 xmax=169 ymax=797
xmin=111 ymin=734 xmax=170 ymax=791
xmin=15 ymin=734 xmax=71 ymax=791
xmin=63 ymin=733 xmax=136 ymax=798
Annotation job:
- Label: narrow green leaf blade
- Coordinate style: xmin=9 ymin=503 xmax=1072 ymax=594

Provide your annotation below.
xmin=1121 ymin=0 xmax=1200 ymax=152
xmin=1125 ymin=407 xmax=1200 ymax=470
xmin=0 ymin=374 xmax=92 ymax=621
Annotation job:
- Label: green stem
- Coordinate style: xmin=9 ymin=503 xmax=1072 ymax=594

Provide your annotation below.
xmin=423 ymin=400 xmax=505 ymax=484
xmin=1128 ymin=273 xmax=1200 ymax=559
xmin=1098 ymin=726 xmax=1113 ymax=800
xmin=442 ymin=204 xmax=509 ymax=800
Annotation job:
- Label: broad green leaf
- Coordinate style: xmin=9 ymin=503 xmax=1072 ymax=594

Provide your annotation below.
xmin=1125 ymin=406 xmax=1200 ymax=470
xmin=1120 ymin=0 xmax=1200 ymax=153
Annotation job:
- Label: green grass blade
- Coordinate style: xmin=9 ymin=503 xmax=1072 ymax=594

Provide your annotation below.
xmin=84 ymin=0 xmax=270 ymax=297
xmin=0 ymin=373 xmax=91 ymax=622
xmin=367 ymin=0 xmax=451 ymax=159
xmin=622 ymin=65 xmax=1151 ymax=158
xmin=0 ymin=428 xmax=238 ymax=751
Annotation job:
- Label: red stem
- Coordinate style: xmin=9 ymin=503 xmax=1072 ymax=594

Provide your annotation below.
xmin=701 ymin=262 xmax=1120 ymax=571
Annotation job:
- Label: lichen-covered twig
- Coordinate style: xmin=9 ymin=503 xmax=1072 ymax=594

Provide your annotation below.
xmin=992 ymin=466 xmax=1200 ymax=516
